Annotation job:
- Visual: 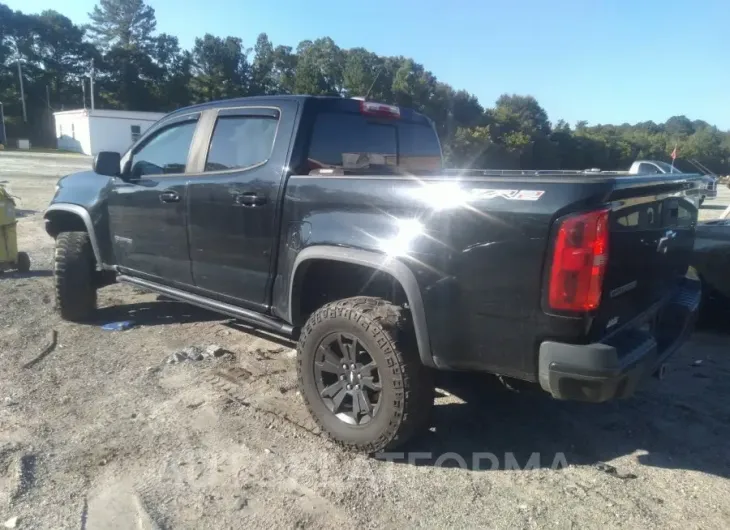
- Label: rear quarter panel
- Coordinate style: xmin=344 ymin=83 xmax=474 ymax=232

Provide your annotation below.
xmin=274 ymin=175 xmax=616 ymax=379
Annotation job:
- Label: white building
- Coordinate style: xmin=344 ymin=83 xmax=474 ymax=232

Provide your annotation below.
xmin=53 ymin=109 xmax=166 ymax=156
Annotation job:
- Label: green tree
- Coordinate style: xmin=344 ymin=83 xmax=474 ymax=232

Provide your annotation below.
xmin=150 ymin=33 xmax=191 ymax=109
xmin=190 ymin=34 xmax=249 ymax=102
xmin=293 ymin=37 xmax=344 ymax=96
xmin=87 ymin=0 xmax=156 ymax=51
xmin=250 ymin=33 xmax=276 ymax=95
xmin=271 ymin=45 xmax=297 ymax=94
xmin=342 ymin=47 xmax=380 ymax=98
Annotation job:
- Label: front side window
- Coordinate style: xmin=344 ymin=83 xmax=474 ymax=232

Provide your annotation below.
xmin=130 ymin=120 xmax=197 ymax=177
xmin=204 ymin=115 xmax=278 ymax=172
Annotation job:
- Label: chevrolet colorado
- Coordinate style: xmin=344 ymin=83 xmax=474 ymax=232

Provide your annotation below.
xmin=45 ymin=96 xmax=703 ymax=452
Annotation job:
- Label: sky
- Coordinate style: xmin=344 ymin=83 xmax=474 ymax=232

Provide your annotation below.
xmin=6 ymin=0 xmax=730 ymax=129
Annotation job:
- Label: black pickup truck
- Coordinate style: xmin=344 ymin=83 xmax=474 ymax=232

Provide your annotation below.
xmin=45 ymin=96 xmax=703 ymax=452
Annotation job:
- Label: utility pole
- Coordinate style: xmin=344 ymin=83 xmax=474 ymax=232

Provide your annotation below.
xmin=90 ymin=58 xmax=95 ymax=111
xmin=17 ymin=59 xmax=27 ymax=123
xmin=0 ymin=102 xmax=7 ymax=146
xmin=46 ymin=85 xmax=51 ymax=111
xmin=82 ymin=78 xmax=87 ymax=109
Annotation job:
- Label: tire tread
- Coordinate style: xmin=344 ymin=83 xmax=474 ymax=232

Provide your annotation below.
xmin=297 ymin=296 xmax=433 ymax=453
xmin=54 ymin=231 xmax=97 ymax=322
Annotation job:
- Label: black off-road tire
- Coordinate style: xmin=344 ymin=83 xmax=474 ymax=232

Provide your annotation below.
xmin=297 ymin=296 xmax=434 ymax=453
xmin=16 ymin=251 xmax=30 ymax=273
xmin=54 ymin=231 xmax=97 ymax=322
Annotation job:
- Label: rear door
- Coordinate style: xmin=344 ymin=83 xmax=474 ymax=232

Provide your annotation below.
xmin=591 ymin=185 xmax=698 ymax=337
xmin=108 ymin=112 xmax=201 ymax=286
xmin=186 ymin=102 xmax=298 ymax=311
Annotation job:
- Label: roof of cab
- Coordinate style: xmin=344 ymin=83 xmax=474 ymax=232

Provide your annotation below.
xmin=165 ymin=95 xmax=431 ymax=124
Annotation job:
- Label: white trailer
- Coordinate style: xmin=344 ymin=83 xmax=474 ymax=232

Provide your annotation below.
xmin=53 ymin=109 xmax=165 ymax=156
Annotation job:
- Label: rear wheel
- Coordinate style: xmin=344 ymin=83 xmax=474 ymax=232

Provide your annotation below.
xmin=15 ymin=251 xmax=30 ymax=273
xmin=54 ymin=231 xmax=97 ymax=322
xmin=297 ymin=296 xmax=434 ymax=453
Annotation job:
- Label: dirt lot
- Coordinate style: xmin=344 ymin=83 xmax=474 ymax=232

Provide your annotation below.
xmin=1 ymin=151 xmax=729 ymax=529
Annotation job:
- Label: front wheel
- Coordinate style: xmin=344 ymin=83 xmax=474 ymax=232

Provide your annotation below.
xmin=54 ymin=231 xmax=97 ymax=322
xmin=297 ymin=297 xmax=434 ymax=453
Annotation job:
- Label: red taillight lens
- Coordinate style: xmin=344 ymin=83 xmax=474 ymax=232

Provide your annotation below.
xmin=548 ymin=209 xmax=610 ymax=312
xmin=359 ymin=100 xmax=401 ymax=119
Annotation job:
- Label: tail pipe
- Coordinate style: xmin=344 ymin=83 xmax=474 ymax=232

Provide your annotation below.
xmin=653 ymin=363 xmax=667 ymax=380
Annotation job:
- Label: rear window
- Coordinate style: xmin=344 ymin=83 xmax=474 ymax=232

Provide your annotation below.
xmin=307 ymin=113 xmax=441 ymax=172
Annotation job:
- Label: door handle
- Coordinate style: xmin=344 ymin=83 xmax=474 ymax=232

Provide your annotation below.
xmin=234 ymin=193 xmax=267 ymax=207
xmin=159 ymin=191 xmax=180 ymax=203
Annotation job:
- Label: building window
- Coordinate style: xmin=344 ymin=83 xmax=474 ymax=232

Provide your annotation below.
xmin=131 ymin=125 xmax=142 ymax=142
xmin=59 ymin=124 xmax=63 ymax=137
xmin=71 ymin=124 xmax=75 ymax=139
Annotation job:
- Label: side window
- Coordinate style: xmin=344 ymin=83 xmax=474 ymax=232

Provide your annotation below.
xmin=638 ymin=163 xmax=660 ymax=174
xmin=131 ymin=125 xmax=141 ymax=142
xmin=204 ymin=115 xmax=278 ymax=172
xmin=130 ymin=120 xmax=197 ymax=177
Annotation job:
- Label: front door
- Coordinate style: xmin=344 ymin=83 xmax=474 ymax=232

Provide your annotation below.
xmin=107 ymin=113 xmax=200 ymax=287
xmin=186 ymin=104 xmax=294 ymax=311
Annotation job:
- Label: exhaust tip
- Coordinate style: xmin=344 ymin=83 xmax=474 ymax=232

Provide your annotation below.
xmin=653 ymin=363 xmax=668 ymax=380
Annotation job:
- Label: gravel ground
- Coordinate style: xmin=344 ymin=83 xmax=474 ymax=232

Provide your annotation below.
xmin=1 ymin=152 xmax=729 ymax=529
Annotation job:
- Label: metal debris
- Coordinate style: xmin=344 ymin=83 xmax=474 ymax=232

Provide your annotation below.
xmin=22 ymin=329 xmax=58 ymax=369
xmin=100 ymin=321 xmax=135 ymax=331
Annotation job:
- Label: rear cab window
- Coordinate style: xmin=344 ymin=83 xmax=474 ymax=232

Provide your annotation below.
xmin=306 ymin=108 xmax=442 ymax=173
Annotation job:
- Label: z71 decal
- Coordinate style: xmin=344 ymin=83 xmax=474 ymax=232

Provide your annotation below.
xmin=470 ymin=189 xmax=545 ymax=201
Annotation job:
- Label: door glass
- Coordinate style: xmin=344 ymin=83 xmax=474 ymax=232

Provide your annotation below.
xmin=204 ymin=116 xmax=278 ymax=172
xmin=131 ymin=120 xmax=197 ymax=177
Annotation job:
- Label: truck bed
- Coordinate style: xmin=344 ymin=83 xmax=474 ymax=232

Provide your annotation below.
xmin=278 ymin=171 xmax=705 ymax=380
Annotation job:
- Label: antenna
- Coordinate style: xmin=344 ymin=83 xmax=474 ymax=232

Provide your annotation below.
xmin=363 ymin=65 xmax=383 ymax=101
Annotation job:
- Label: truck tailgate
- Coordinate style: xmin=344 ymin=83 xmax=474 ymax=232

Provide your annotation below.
xmin=588 ymin=181 xmax=699 ymax=340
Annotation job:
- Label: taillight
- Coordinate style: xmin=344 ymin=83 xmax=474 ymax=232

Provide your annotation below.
xmin=359 ymin=100 xmax=401 ymax=119
xmin=548 ymin=209 xmax=610 ymax=312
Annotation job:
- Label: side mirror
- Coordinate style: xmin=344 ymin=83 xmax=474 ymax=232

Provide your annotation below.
xmin=93 ymin=151 xmax=121 ymax=177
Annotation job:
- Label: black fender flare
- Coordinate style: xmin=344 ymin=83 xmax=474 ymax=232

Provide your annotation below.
xmin=44 ymin=204 xmax=103 ymax=271
xmin=288 ymin=246 xmax=435 ymax=368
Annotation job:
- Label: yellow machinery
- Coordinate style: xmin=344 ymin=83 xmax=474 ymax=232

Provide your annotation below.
xmin=0 ymin=185 xmax=30 ymax=273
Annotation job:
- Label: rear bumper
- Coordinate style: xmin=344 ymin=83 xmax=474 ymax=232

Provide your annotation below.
xmin=538 ymin=279 xmax=701 ymax=402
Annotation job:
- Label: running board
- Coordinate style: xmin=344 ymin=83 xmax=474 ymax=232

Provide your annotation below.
xmin=117 ymin=275 xmax=294 ymax=336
